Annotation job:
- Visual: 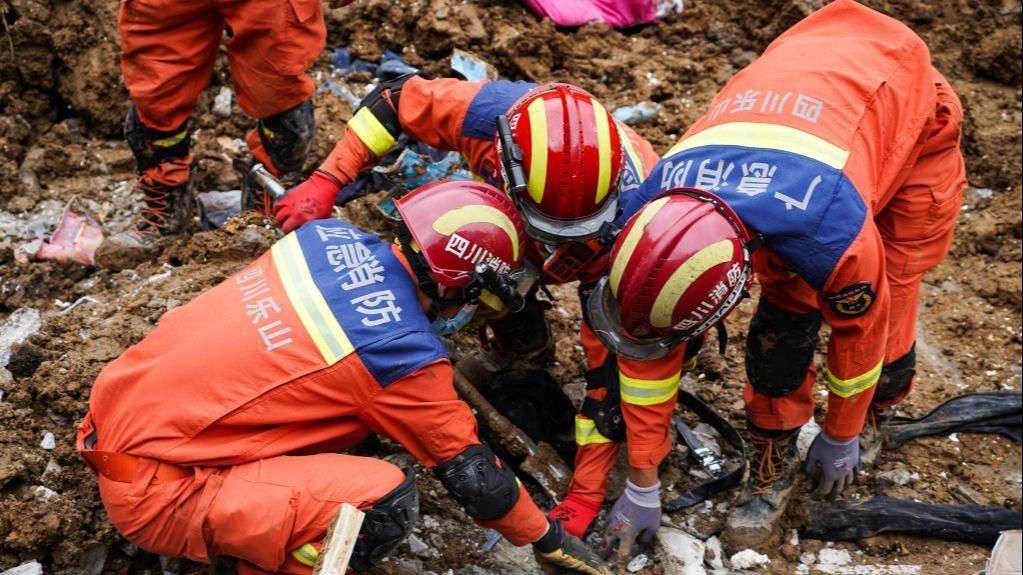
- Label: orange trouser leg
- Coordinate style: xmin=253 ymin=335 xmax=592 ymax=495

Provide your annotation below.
xmin=569 ymin=420 xmax=621 ymax=502
xmin=99 ymin=454 xmax=405 ymax=575
xmin=119 ymin=0 xmax=222 ymax=132
xmin=218 ymin=0 xmax=325 ymax=120
xmin=744 ymin=261 xmax=821 ymax=432
xmin=874 ymin=72 xmax=965 ymax=405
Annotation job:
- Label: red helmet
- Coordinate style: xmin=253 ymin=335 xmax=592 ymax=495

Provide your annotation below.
xmin=495 ymin=83 xmax=624 ymax=245
xmin=588 ymin=188 xmax=755 ymax=360
xmin=395 ymin=179 xmax=532 ymax=317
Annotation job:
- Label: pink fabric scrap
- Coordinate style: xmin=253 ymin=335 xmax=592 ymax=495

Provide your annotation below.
xmin=520 ymin=0 xmax=659 ymax=28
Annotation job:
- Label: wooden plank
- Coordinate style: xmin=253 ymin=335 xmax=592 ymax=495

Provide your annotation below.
xmin=313 ymin=503 xmax=366 ymax=575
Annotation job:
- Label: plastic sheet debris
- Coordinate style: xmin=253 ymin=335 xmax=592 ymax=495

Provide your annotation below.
xmin=451 ymin=49 xmax=499 ymax=82
xmin=985 ymin=530 xmax=1022 ymax=575
xmin=196 ymin=190 xmax=243 ymax=230
xmin=0 ymin=307 xmax=42 ymax=368
xmin=15 ymin=198 xmax=103 ymax=266
xmin=802 ymin=496 xmax=1023 ymax=546
xmin=613 ymin=102 xmax=662 ymax=125
xmin=520 ymin=0 xmax=662 ymax=29
xmin=887 ymin=391 xmax=1022 ymax=445
xmin=56 ymin=296 xmax=102 ymax=315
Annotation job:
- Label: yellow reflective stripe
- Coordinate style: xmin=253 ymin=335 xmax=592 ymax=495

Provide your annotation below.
xmin=575 ymin=416 xmax=613 ymax=445
xmin=271 ymin=235 xmax=354 ymax=364
xmin=650 ymin=239 xmax=735 ymax=328
xmin=592 ymin=99 xmax=613 ymax=204
xmin=608 ymin=196 xmax=669 ymax=295
xmin=620 ymin=371 xmax=681 ymax=406
xmin=291 ymin=544 xmax=318 ymax=567
xmin=618 ymin=124 xmax=646 ymax=179
xmin=348 ymin=107 xmax=398 ymax=157
xmin=825 ymin=360 xmax=883 ymax=398
xmin=526 ymin=98 xmax=549 ymax=203
xmin=666 ymin=122 xmax=849 ymax=170
xmin=681 ymin=354 xmax=698 ymax=373
xmin=152 ymin=130 xmax=188 ymax=148
xmin=431 ymin=204 xmax=520 ymax=260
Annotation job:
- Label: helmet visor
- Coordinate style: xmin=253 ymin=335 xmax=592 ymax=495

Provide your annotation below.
xmin=586 ymin=277 xmax=686 ymax=361
xmin=517 ymin=194 xmax=618 ymax=245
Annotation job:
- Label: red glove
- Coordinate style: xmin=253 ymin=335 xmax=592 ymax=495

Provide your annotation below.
xmin=548 ymin=493 xmax=602 ymax=538
xmin=273 ymin=170 xmax=343 ymax=233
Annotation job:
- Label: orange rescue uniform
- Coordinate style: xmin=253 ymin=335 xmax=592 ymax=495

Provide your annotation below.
xmin=619 ymin=0 xmax=966 ymax=440
xmin=77 ymin=219 xmax=548 ymax=575
xmin=319 ymin=77 xmax=690 ymax=509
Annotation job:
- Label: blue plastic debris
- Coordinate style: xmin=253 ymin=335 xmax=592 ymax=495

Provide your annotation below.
xmin=451 ymin=49 xmax=499 ymax=82
xmin=612 ymin=101 xmax=663 ymax=125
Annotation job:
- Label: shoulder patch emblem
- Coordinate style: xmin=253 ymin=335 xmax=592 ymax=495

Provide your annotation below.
xmin=825 ymin=282 xmax=875 ymax=316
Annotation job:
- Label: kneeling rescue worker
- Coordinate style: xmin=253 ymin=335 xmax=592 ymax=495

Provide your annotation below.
xmin=585 ymin=0 xmax=966 ymax=552
xmin=77 ymin=180 xmax=610 ymax=575
xmin=97 ymin=0 xmax=343 ymax=268
xmin=276 ymin=73 xmax=706 ymax=549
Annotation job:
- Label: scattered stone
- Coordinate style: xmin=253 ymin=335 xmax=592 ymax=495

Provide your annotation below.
xmin=800 ymin=552 xmax=816 ymax=565
xmin=421 ymin=514 xmax=440 ymax=530
xmin=0 ymin=308 xmax=42 ymax=368
xmin=789 ymin=529 xmax=799 ymax=546
xmin=80 ymin=542 xmax=109 ymax=575
xmin=876 ymin=469 xmax=920 ymax=486
xmin=0 ymin=561 xmax=43 ymax=575
xmin=41 ymin=432 xmax=56 ymax=450
xmin=729 ymin=549 xmax=770 ymax=569
xmin=213 ymin=87 xmax=234 ymax=117
xmin=41 ymin=457 xmax=62 ymax=482
xmin=407 ymin=533 xmax=439 ymax=559
xmin=797 ymin=418 xmax=822 ymax=458
xmin=627 ymin=553 xmax=649 ymax=572
xmin=817 ymin=547 xmax=852 ymax=567
xmin=657 ymin=527 xmax=707 ymax=574
xmin=704 ymin=536 xmax=724 ymax=570
xmin=34 ymin=485 xmax=57 ymax=501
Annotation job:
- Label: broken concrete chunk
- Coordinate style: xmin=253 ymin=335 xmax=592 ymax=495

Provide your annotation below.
xmin=657 ymin=527 xmax=707 ymax=575
xmin=213 ymin=87 xmax=233 ymax=117
xmin=34 ymin=485 xmax=57 ymax=501
xmin=0 ymin=308 xmax=42 ymax=368
xmin=627 ymin=553 xmax=649 ymax=572
xmin=796 ymin=417 xmax=822 ymax=459
xmin=817 ymin=547 xmax=851 ymax=567
xmin=704 ymin=536 xmax=724 ymax=570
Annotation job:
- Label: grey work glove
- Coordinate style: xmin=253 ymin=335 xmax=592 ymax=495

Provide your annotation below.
xmin=804 ymin=431 xmax=860 ymax=499
xmin=603 ymin=479 xmax=661 ymax=559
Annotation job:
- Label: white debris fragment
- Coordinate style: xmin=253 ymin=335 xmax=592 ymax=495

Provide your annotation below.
xmin=704 ymin=536 xmax=724 ymax=570
xmin=627 ymin=553 xmax=649 ymax=572
xmin=949 ymin=433 xmax=960 ymax=442
xmin=797 ymin=418 xmax=822 ymax=458
xmin=1 ymin=561 xmax=43 ymax=575
xmin=0 ymin=308 xmax=42 ymax=368
xmin=729 ymin=549 xmax=770 ymax=569
xmin=800 ymin=551 xmax=817 ymax=565
xmin=657 ymin=527 xmax=707 ymax=574
xmin=41 ymin=432 xmax=56 ymax=450
xmin=407 ymin=533 xmax=438 ymax=559
xmin=692 ymin=423 xmax=722 ymax=455
xmin=213 ymin=87 xmax=234 ymax=117
xmin=817 ymin=547 xmax=852 ymax=566
xmin=34 ymin=485 xmax=57 ymax=501
xmin=876 ymin=469 xmax=920 ymax=486
xmin=789 ymin=529 xmax=799 ymax=546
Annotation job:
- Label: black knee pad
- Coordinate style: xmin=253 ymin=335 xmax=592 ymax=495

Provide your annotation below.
xmin=745 ymin=297 xmax=822 ymax=398
xmin=433 ymin=444 xmax=519 ymax=521
xmin=580 ymin=357 xmax=625 ymax=441
xmin=257 ymin=99 xmax=316 ymax=177
xmin=125 ymin=104 xmax=190 ymax=173
xmin=350 ymin=467 xmax=419 ymax=572
xmin=874 ymin=345 xmax=916 ymax=404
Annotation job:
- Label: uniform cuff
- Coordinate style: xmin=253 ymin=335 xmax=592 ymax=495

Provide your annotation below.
xmin=626 ymin=436 xmax=672 ymax=469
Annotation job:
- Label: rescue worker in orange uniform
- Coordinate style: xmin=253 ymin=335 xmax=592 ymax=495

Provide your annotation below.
xmin=77 ymin=180 xmax=611 ymax=575
xmin=274 ymin=79 xmax=702 ymax=547
xmin=589 ymin=0 xmax=966 ymax=550
xmin=97 ymin=0 xmax=339 ymax=268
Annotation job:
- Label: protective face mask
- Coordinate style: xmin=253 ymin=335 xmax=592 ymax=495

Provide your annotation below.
xmin=431 ymin=303 xmax=478 ymax=336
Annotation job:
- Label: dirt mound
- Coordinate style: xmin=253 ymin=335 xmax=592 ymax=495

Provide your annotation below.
xmin=1 ymin=0 xmax=1021 ymax=573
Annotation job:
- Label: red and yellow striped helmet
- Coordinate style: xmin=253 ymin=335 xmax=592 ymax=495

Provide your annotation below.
xmin=587 ymin=188 xmax=754 ymax=360
xmin=497 ymin=84 xmax=624 ymax=244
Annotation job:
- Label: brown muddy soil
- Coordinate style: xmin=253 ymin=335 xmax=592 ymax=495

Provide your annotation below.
xmin=1 ymin=0 xmax=1021 ymax=574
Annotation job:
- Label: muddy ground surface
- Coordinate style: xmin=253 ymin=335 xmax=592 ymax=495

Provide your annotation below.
xmin=1 ymin=0 xmax=1021 ymax=573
